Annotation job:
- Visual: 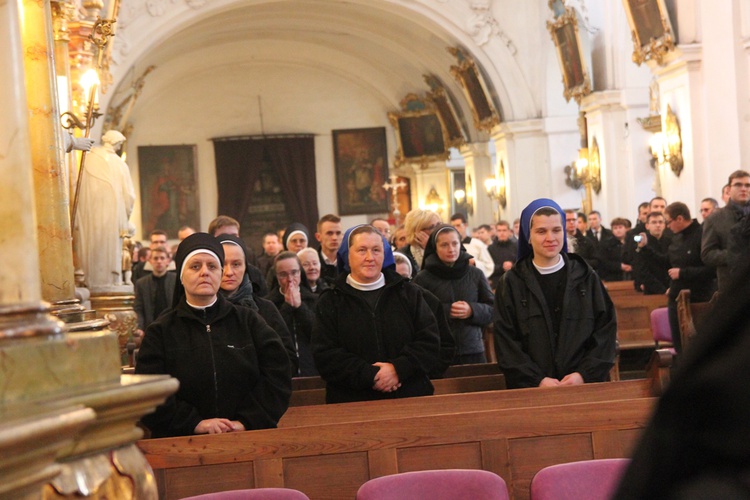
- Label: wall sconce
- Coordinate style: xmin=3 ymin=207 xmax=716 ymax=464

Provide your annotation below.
xmin=425 ymin=187 xmax=444 ymax=214
xmin=484 ymin=161 xmax=507 ymax=208
xmin=563 ymin=139 xmax=602 ymax=215
xmin=453 ymin=188 xmax=474 ymax=215
xmin=649 ymin=104 xmax=683 ymax=177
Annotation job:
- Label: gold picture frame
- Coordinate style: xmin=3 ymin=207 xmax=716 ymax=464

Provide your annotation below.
xmin=448 ymin=47 xmax=501 ymax=133
xmin=388 ymin=93 xmax=450 ymax=168
xmin=547 ymin=7 xmax=592 ymax=104
xmin=589 ymin=136 xmax=602 ymax=194
xmin=424 ymin=74 xmax=466 ymax=149
xmin=622 ymin=0 xmax=676 ymax=66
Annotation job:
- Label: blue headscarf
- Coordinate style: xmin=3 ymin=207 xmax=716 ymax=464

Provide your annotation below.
xmin=517 ymin=198 xmax=568 ymax=261
xmin=336 ymin=225 xmax=396 ymax=274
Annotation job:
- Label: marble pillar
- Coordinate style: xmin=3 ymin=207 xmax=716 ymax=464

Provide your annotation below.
xmin=2 ymin=4 xmax=178 ymax=498
xmin=21 ymin=0 xmax=77 ymax=306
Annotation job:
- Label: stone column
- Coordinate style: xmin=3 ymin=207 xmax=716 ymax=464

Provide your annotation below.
xmin=21 ymin=0 xmax=78 ymax=307
xmin=459 ymin=141 xmax=495 ymax=225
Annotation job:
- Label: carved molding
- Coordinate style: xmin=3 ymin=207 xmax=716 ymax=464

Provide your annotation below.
xmin=465 ymin=0 xmax=517 ymax=53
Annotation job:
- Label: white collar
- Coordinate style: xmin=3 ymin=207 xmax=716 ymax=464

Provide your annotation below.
xmin=346 ymin=273 xmax=385 ymax=291
xmin=532 ymin=254 xmax=565 ymax=275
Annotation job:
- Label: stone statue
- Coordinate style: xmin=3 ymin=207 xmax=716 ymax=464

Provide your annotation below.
xmin=122 ymin=223 xmax=136 ymax=285
xmin=76 ymin=130 xmax=136 ymax=292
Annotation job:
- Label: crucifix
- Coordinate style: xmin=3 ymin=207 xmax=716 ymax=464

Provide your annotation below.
xmin=382 ymin=174 xmax=407 ymax=220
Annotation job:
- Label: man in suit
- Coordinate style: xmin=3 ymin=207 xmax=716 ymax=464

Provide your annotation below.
xmin=134 ymin=245 xmax=176 ymax=345
xmin=586 ymin=210 xmax=613 ymax=245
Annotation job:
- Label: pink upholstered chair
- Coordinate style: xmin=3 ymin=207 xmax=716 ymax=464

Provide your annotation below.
xmin=650 ymin=307 xmax=673 ymax=348
xmin=356 ymin=469 xmax=509 ymax=500
xmin=530 ymin=458 xmax=630 ymax=500
xmin=180 ymin=488 xmax=309 ymax=500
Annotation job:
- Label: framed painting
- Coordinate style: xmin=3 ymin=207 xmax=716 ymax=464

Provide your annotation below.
xmin=137 ymin=145 xmax=200 ymax=239
xmin=388 ymin=94 xmax=450 ymax=167
xmin=424 ymin=74 xmax=466 ymax=149
xmin=547 ymin=7 xmax=592 ymax=103
xmin=622 ymin=0 xmax=676 ymax=65
xmin=448 ymin=47 xmax=501 ymax=132
xmin=332 ymin=127 xmax=389 ymax=216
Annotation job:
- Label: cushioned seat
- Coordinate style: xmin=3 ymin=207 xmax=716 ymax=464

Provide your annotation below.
xmin=356 ymin=469 xmax=509 ymax=500
xmin=530 ymin=458 xmax=630 ymax=500
xmin=180 ymin=488 xmax=310 ymax=499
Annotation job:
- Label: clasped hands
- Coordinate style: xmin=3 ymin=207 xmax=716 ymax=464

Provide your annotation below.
xmin=194 ymin=418 xmax=245 ymax=434
xmin=372 ymin=362 xmax=401 ymax=393
xmin=284 ymin=283 xmax=302 ymax=308
xmin=538 ymin=372 xmax=583 ymax=387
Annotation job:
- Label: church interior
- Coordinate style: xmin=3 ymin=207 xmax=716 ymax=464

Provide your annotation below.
xmin=2 ymin=0 xmax=749 ymax=498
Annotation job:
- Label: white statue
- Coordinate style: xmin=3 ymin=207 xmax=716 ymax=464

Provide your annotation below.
xmin=76 ymin=130 xmax=136 ymax=291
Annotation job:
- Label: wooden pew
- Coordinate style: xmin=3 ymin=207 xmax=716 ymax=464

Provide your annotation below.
xmin=138 ymin=381 xmax=655 ymax=500
xmin=611 ymin=293 xmax=667 ymax=350
xmin=289 ymin=372 xmax=507 ymax=406
xmin=676 ymin=289 xmax=714 ymax=352
xmin=280 ymin=378 xmax=650 ymax=428
xmin=603 ymin=280 xmax=636 ymax=298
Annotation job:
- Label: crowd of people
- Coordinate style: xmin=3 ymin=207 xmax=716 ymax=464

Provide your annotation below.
xmin=132 ymin=168 xmax=750 ymax=438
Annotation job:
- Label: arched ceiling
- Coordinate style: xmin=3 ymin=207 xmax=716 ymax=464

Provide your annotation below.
xmin=111 ymin=0 xmax=509 ymax=140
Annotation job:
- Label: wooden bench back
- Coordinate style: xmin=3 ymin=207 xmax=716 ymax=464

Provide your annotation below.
xmin=139 ymin=382 xmax=655 ymax=500
xmin=677 ymin=289 xmax=715 ymax=352
xmin=611 ymin=293 xmax=667 ymax=349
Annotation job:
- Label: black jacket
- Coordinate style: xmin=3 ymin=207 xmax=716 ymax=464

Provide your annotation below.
xmin=134 ymin=272 xmax=176 ymax=330
xmin=312 ymin=270 xmax=441 ymax=403
xmin=493 ymin=253 xmax=616 ymax=389
xmin=414 ymin=264 xmax=494 ymax=357
xmin=597 ymin=237 xmax=628 ymax=282
xmin=266 ymin=282 xmax=319 ymax=377
xmin=487 ymin=239 xmax=517 ymax=289
xmin=633 ymin=233 xmax=672 ymax=294
xmin=135 ymin=295 xmax=292 ymax=437
xmin=668 ymin=219 xmax=716 ymax=303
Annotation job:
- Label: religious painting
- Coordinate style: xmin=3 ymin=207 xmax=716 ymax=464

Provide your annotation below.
xmin=448 ymin=47 xmax=501 ymax=132
xmin=388 ymin=96 xmax=451 ymax=168
xmin=547 ymin=7 xmax=592 ymax=103
xmin=424 ymin=74 xmax=466 ymax=149
xmin=137 ymin=145 xmax=200 ymax=239
xmin=622 ymin=0 xmax=676 ymax=65
xmin=332 ymin=127 xmax=389 ymax=216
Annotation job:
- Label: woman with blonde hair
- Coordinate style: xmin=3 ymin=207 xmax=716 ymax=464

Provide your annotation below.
xmin=397 ymin=209 xmax=441 ymax=277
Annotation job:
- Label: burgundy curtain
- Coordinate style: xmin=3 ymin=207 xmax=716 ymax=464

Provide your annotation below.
xmin=213 ymin=139 xmax=265 ymax=222
xmin=264 ymin=136 xmax=319 ymax=233
xmin=213 ymin=136 xmax=319 ymax=234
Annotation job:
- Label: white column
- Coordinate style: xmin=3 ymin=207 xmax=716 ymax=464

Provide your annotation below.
xmin=582 ymin=89 xmax=653 ymax=222
xmin=459 ymin=142 xmax=494 ymax=225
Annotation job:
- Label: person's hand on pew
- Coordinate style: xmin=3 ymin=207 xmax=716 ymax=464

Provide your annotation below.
xmin=372 ymin=362 xmax=401 ymax=392
xmin=539 ymin=377 xmax=562 ymax=387
xmin=194 ymin=418 xmax=244 ymax=434
xmin=559 ymin=372 xmax=584 ymax=386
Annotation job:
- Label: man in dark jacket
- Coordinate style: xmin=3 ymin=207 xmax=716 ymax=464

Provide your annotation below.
xmin=633 ymin=211 xmax=672 ymax=294
xmin=134 ymin=245 xmax=176 ymax=343
xmin=701 ymin=169 xmax=750 ymax=293
xmin=664 ymin=202 xmax=716 ymax=352
xmin=312 ymin=225 xmax=440 ymax=403
xmin=493 ymin=199 xmax=616 ymax=389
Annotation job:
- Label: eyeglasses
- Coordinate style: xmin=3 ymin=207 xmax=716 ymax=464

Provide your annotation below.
xmin=276 ymin=269 xmax=300 ymax=279
xmin=731 ymin=182 xmax=750 ymax=189
xmin=421 ymin=223 xmax=438 ymax=233
xmin=664 ymin=218 xmax=673 ymax=225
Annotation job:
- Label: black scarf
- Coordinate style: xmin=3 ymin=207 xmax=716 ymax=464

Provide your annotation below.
xmin=422 ymin=225 xmax=472 ymax=280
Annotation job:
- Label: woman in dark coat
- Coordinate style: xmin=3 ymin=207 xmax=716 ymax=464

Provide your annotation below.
xmin=218 ymin=234 xmax=299 ymax=375
xmin=266 ymin=251 xmax=319 ymax=376
xmin=136 ymin=233 xmax=291 ymax=437
xmin=413 ymin=224 xmax=494 ymax=365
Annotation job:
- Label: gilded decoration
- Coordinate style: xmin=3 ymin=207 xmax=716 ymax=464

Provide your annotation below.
xmin=388 ymin=93 xmax=451 ymax=168
xmin=621 ymin=0 xmax=676 ymax=66
xmin=448 ymin=47 xmax=501 ymax=132
xmin=547 ymin=6 xmax=592 ymax=104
